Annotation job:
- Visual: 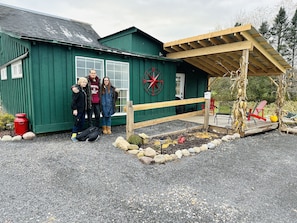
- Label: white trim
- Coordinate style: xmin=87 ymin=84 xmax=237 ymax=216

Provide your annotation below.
xmin=75 ymin=56 xmax=104 ymax=80
xmin=105 ymin=60 xmax=129 ymax=114
xmin=176 ymin=73 xmax=185 ymax=99
xmin=1 ymin=67 xmax=7 ymax=80
xmin=11 ymin=60 xmax=23 ymax=79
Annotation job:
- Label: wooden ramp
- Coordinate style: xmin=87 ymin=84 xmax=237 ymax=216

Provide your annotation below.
xmin=244 ymin=121 xmax=279 ymax=136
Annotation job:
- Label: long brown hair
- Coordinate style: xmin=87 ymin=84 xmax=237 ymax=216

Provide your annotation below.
xmin=101 ymin=76 xmax=112 ymax=94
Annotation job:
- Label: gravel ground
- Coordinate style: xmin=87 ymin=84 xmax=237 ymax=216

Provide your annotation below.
xmin=0 ymin=124 xmax=297 ymax=223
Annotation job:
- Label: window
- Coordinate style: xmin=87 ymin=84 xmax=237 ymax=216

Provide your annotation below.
xmin=1 ymin=67 xmax=7 ymax=80
xmin=106 ymin=60 xmax=129 ymax=114
xmin=75 ymin=57 xmax=129 ymax=115
xmin=75 ymin=56 xmax=104 ymax=80
xmin=11 ymin=60 xmax=23 ymax=79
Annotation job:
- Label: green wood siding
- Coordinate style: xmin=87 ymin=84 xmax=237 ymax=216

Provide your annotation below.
xmin=100 ymin=34 xmax=133 ymax=53
xmin=0 ymin=34 xmax=33 ymax=125
xmin=177 ymin=62 xmax=208 ymax=111
xmin=131 ymin=33 xmax=162 ymax=56
xmin=30 ymin=42 xmax=75 ymax=133
xmin=99 ymin=28 xmax=162 ymax=56
xmin=129 ymin=58 xmax=177 ymax=122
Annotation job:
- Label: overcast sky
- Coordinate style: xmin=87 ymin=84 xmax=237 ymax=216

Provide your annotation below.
xmin=0 ymin=0 xmax=296 ymax=42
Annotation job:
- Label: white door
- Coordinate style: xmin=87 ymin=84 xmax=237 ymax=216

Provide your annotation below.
xmin=175 ymin=73 xmax=185 ymax=99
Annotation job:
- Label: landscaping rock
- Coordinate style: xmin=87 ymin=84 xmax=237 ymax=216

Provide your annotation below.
xmin=175 ymin=150 xmax=182 ymax=159
xmin=154 ymin=154 xmax=166 ymax=164
xmin=207 ymin=142 xmax=216 ymax=150
xmin=200 ymin=144 xmax=208 ymax=151
xmin=193 ymin=146 xmax=201 ymax=153
xmin=164 ymin=154 xmax=173 ymax=162
xmin=170 ymin=154 xmax=178 ymax=160
xmin=144 ymin=147 xmax=156 ymax=158
xmin=22 ymin=131 xmax=36 ymax=140
xmin=139 ymin=156 xmax=154 ymax=164
xmin=12 ymin=135 xmax=22 ymax=141
xmin=1 ymin=135 xmax=12 ymax=141
xmin=181 ymin=149 xmax=190 ymax=156
xmin=127 ymin=144 xmax=139 ymax=150
xmin=113 ymin=136 xmax=130 ymax=150
xmin=188 ymin=147 xmax=195 ymax=154
xmin=137 ymin=151 xmax=145 ymax=158
xmin=127 ymin=149 xmax=139 ymax=155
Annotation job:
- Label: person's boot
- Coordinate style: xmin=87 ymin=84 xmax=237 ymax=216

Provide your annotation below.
xmin=102 ymin=126 xmax=107 ymax=134
xmin=106 ymin=126 xmax=112 ymax=134
xmin=71 ymin=133 xmax=78 ymax=142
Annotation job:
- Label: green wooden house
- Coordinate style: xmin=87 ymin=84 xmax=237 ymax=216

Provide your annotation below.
xmin=0 ymin=4 xmax=208 ymax=134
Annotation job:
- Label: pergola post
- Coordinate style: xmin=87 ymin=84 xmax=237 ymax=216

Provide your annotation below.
xmin=203 ymin=91 xmax=211 ymax=131
xmin=232 ymin=49 xmax=249 ymax=136
xmin=126 ymin=101 xmax=134 ymax=139
xmin=275 ymin=73 xmax=287 ymax=131
xmin=268 ymin=71 xmax=289 ymax=131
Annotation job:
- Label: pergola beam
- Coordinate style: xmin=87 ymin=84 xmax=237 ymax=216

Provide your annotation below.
xmin=241 ymin=31 xmax=286 ymax=73
xmin=164 ymin=24 xmax=252 ymax=47
xmin=166 ymin=41 xmax=253 ymax=59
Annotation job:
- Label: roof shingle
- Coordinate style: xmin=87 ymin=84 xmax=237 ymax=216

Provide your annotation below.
xmin=0 ymin=4 xmax=105 ymax=49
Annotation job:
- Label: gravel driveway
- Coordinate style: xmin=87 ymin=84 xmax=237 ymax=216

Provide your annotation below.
xmin=0 ymin=125 xmax=297 ymax=223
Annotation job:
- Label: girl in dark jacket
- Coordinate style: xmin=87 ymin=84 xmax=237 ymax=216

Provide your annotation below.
xmin=100 ymin=76 xmax=118 ymax=134
xmin=71 ymin=77 xmax=88 ymax=141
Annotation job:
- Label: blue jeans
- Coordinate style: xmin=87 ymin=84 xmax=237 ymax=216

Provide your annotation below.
xmin=72 ymin=111 xmax=85 ymax=133
xmin=102 ymin=116 xmax=111 ymax=127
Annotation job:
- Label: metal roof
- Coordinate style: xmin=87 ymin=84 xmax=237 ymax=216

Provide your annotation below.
xmin=0 ymin=4 xmax=106 ymax=49
xmin=164 ymin=24 xmax=292 ymax=77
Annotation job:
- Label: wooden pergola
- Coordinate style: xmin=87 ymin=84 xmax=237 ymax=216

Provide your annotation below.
xmin=163 ymin=24 xmax=292 ymax=135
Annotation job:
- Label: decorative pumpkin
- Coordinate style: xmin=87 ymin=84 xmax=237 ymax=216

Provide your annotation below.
xmin=270 ymin=115 xmax=278 ymax=122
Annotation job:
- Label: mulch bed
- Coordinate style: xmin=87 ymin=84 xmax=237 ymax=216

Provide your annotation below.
xmin=144 ymin=130 xmax=225 ymax=155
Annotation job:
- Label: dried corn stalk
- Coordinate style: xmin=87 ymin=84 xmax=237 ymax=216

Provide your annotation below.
xmin=270 ymin=70 xmax=291 ymax=131
xmin=217 ymin=54 xmax=248 ymax=135
xmin=231 ymin=56 xmax=248 ymax=134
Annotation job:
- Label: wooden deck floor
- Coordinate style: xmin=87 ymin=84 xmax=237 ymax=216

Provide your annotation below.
xmin=180 ymin=115 xmax=279 ymax=136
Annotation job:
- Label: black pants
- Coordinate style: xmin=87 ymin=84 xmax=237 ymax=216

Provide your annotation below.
xmin=87 ymin=103 xmax=100 ymax=127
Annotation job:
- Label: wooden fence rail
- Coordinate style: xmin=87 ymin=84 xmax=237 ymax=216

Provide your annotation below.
xmin=125 ymin=97 xmax=210 ymax=139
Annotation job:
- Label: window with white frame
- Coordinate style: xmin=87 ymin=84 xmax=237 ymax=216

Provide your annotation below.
xmin=106 ymin=60 xmax=129 ymax=114
xmin=1 ymin=67 xmax=7 ymax=80
xmin=11 ymin=60 xmax=23 ymax=79
xmin=75 ymin=56 xmax=104 ymax=80
xmin=74 ymin=57 xmax=129 ymax=115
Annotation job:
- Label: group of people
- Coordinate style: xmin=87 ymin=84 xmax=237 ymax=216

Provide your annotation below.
xmin=70 ymin=69 xmax=118 ymax=142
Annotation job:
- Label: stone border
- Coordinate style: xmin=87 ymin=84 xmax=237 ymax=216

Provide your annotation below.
xmin=0 ymin=131 xmax=36 ymax=141
xmin=113 ymin=133 xmax=241 ymax=164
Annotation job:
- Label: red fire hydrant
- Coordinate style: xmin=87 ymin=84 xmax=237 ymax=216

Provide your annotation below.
xmin=14 ymin=113 xmax=29 ymax=136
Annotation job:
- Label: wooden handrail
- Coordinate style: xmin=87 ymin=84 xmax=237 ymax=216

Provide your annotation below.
xmin=131 ymin=98 xmax=205 ymax=111
xmin=125 ymin=97 xmax=208 ymax=139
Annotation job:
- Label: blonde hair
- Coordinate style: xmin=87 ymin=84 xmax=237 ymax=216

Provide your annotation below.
xmin=77 ymin=77 xmax=88 ymax=85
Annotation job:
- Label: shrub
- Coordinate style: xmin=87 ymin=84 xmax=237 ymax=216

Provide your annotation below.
xmin=127 ymin=134 xmax=143 ymax=146
xmin=0 ymin=113 xmax=15 ymax=130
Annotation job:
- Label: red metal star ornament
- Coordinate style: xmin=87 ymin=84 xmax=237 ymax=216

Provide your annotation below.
xmin=142 ymin=67 xmax=164 ymax=96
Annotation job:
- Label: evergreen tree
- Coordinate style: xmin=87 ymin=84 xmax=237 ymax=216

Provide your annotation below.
xmin=259 ymin=21 xmax=271 ymax=42
xmin=286 ymin=9 xmax=297 ymax=67
xmin=270 ymin=7 xmax=289 ymax=57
